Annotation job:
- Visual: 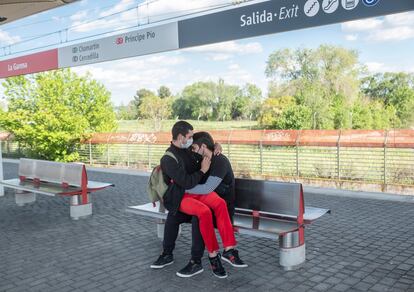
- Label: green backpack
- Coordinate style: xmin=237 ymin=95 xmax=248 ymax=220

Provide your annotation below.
xmin=147 ymin=151 xmax=178 ymax=203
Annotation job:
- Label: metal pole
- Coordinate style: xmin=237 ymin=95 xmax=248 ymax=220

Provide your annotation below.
xmin=0 ymin=141 xmax=4 ymax=196
xmin=147 ymin=144 xmax=151 ymax=169
xmin=89 ymin=141 xmax=92 ymax=165
xmin=259 ymin=141 xmax=263 ymax=175
xmin=295 ymin=131 xmax=301 ymax=177
xmin=227 ymin=130 xmax=233 ymax=160
xmin=127 ymin=143 xmax=130 ymax=168
xmin=107 ymin=143 xmax=110 ymax=166
xmin=384 ymin=131 xmax=389 ymax=186
xmin=337 ymin=130 xmax=342 ymax=180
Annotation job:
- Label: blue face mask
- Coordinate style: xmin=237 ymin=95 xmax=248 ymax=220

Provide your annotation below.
xmin=181 ymin=138 xmax=193 ymax=149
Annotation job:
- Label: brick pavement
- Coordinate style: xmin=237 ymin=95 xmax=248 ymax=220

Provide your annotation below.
xmin=1 ymin=162 xmax=414 ymax=292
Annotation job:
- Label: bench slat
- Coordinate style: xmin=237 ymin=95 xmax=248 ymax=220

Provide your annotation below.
xmin=304 ymin=206 xmax=331 ymax=224
xmin=127 ymin=203 xmax=301 ymax=237
xmin=0 ymin=178 xmax=114 ymax=196
xmin=0 ymin=178 xmax=79 ymax=197
xmin=235 ymin=178 xmax=301 ymax=217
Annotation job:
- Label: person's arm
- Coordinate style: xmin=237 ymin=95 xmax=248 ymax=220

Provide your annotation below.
xmin=186 ymin=176 xmax=223 ymax=195
xmin=161 ymin=155 xmax=210 ymax=189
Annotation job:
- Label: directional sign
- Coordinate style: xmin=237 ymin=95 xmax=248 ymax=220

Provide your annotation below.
xmin=58 ymin=22 xmax=179 ymax=68
xmin=0 ymin=49 xmax=58 ymax=78
xmin=1 ymin=0 xmax=414 ymax=77
xmin=178 ymin=0 xmax=414 ymax=48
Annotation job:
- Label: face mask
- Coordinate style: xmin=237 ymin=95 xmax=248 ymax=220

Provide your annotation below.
xmin=181 ymin=138 xmax=193 ymax=149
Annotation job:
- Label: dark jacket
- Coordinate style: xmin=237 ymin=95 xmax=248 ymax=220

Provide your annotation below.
xmin=161 ymin=143 xmax=204 ymax=215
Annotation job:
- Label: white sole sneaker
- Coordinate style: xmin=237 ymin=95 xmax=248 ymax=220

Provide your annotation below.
xmin=221 ymin=256 xmax=248 ymax=268
xmin=176 ymin=268 xmax=204 ymax=278
xmin=150 ymin=260 xmax=174 ymax=269
xmin=212 ymin=272 xmax=228 ymax=279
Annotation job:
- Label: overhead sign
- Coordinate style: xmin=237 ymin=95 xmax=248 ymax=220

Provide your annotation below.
xmin=58 ymin=22 xmax=179 ymax=68
xmin=178 ymin=0 xmax=414 ymax=48
xmin=1 ymin=0 xmax=414 ymax=78
xmin=0 ymin=49 xmax=58 ymax=78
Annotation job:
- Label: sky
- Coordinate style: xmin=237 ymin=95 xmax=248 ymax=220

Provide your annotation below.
xmin=1 ymin=0 xmax=414 ymax=106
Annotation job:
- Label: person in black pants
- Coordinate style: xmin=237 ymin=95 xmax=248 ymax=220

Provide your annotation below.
xmin=150 ymin=121 xmax=211 ymax=277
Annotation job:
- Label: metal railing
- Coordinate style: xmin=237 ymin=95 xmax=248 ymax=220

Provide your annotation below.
xmin=2 ymin=130 xmax=414 ymax=188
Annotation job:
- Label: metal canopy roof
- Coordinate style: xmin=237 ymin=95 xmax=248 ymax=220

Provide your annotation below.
xmin=0 ymin=0 xmax=79 ymax=25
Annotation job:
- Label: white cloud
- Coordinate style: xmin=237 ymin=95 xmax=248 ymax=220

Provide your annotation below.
xmin=70 ymin=10 xmax=88 ymax=21
xmin=342 ymin=12 xmax=414 ymax=42
xmin=142 ymin=0 xmax=229 ymax=21
xmin=71 ymin=54 xmax=187 ymax=104
xmin=100 ymin=0 xmax=135 ymax=18
xmin=189 ymin=41 xmax=263 ymax=54
xmin=365 ymin=62 xmax=387 ymax=73
xmin=342 ymin=18 xmax=383 ymax=32
xmin=345 ymin=34 xmax=358 ymax=41
xmin=0 ymin=29 xmax=21 ymax=45
xmin=367 ymin=26 xmax=414 ymax=42
xmin=185 ymin=40 xmax=263 ymax=61
xmin=70 ymin=0 xmax=137 ymax=33
xmin=70 ymin=0 xmax=230 ymax=33
xmin=384 ymin=12 xmax=414 ymax=27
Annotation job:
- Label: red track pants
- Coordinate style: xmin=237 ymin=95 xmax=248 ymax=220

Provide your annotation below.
xmin=179 ymin=192 xmax=237 ymax=253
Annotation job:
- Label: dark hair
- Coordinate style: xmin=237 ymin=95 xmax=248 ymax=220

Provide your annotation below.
xmin=193 ymin=131 xmax=214 ymax=152
xmin=193 ymin=131 xmax=214 ymax=143
xmin=172 ymin=121 xmax=193 ymax=140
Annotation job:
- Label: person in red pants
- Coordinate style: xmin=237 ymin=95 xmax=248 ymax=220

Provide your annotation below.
xmin=180 ymin=134 xmax=247 ymax=279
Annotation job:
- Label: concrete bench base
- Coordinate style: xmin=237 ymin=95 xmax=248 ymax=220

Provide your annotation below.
xmin=15 ymin=190 xmax=36 ymax=206
xmin=70 ymin=203 xmax=92 ymax=220
xmin=280 ymin=244 xmax=306 ymax=271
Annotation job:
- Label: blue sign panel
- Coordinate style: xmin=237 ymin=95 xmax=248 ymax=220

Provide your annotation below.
xmin=178 ymin=0 xmax=414 ymax=49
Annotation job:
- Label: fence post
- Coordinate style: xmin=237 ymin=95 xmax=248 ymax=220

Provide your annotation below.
xmin=107 ymin=143 xmax=110 ymax=166
xmin=127 ymin=142 xmax=130 ymax=168
xmin=227 ymin=130 xmax=233 ymax=160
xmin=0 ymin=141 xmax=4 ymax=196
xmin=295 ymin=131 xmax=301 ymax=178
xmin=337 ymin=130 xmax=342 ymax=180
xmin=384 ymin=131 xmax=389 ymax=187
xmin=259 ymin=140 xmax=263 ymax=175
xmin=89 ymin=141 xmax=92 ymax=165
xmin=147 ymin=144 xmax=151 ymax=169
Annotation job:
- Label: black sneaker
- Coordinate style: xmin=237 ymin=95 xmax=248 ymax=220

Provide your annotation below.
xmin=208 ymin=254 xmax=227 ymax=279
xmin=150 ymin=253 xmax=174 ymax=269
xmin=176 ymin=259 xmax=204 ymax=278
xmin=222 ymin=249 xmax=248 ymax=268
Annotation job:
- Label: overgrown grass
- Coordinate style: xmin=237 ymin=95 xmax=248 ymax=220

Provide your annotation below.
xmin=116 ymin=119 xmax=259 ymax=132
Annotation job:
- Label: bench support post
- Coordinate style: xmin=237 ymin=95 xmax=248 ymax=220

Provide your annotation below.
xmin=0 ymin=141 xmax=4 ymax=197
xmin=70 ymin=194 xmax=92 ymax=220
xmin=279 ymin=228 xmax=306 ymax=271
xmin=15 ymin=190 xmax=36 ymax=206
xmin=157 ymin=219 xmax=165 ymax=239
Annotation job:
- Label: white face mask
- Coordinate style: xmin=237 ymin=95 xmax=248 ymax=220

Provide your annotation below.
xmin=181 ymin=138 xmax=193 ymax=149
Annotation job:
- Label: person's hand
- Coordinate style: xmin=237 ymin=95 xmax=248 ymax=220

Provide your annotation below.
xmin=213 ymin=142 xmax=222 ymax=156
xmin=200 ymin=156 xmax=211 ymax=173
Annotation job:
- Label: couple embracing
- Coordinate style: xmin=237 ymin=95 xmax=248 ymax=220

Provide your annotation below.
xmin=150 ymin=121 xmax=246 ymax=279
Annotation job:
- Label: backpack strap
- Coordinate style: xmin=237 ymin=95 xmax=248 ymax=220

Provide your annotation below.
xmin=164 ymin=151 xmax=178 ymax=163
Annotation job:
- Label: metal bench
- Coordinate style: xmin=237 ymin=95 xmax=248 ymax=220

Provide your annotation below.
xmin=127 ymin=178 xmax=330 ymax=271
xmin=0 ymin=158 xmax=114 ymax=220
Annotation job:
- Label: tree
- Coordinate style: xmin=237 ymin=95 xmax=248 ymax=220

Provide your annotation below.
xmin=116 ymin=101 xmax=138 ymax=120
xmin=265 ymin=45 xmax=361 ymax=129
xmin=0 ymin=69 xmax=117 ymax=161
xmin=158 ymin=86 xmax=172 ymax=99
xmin=138 ymin=93 xmax=172 ymax=131
xmin=232 ymin=83 xmax=263 ymax=120
xmin=133 ymin=88 xmax=154 ymax=117
xmin=361 ymin=72 xmax=414 ymax=127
